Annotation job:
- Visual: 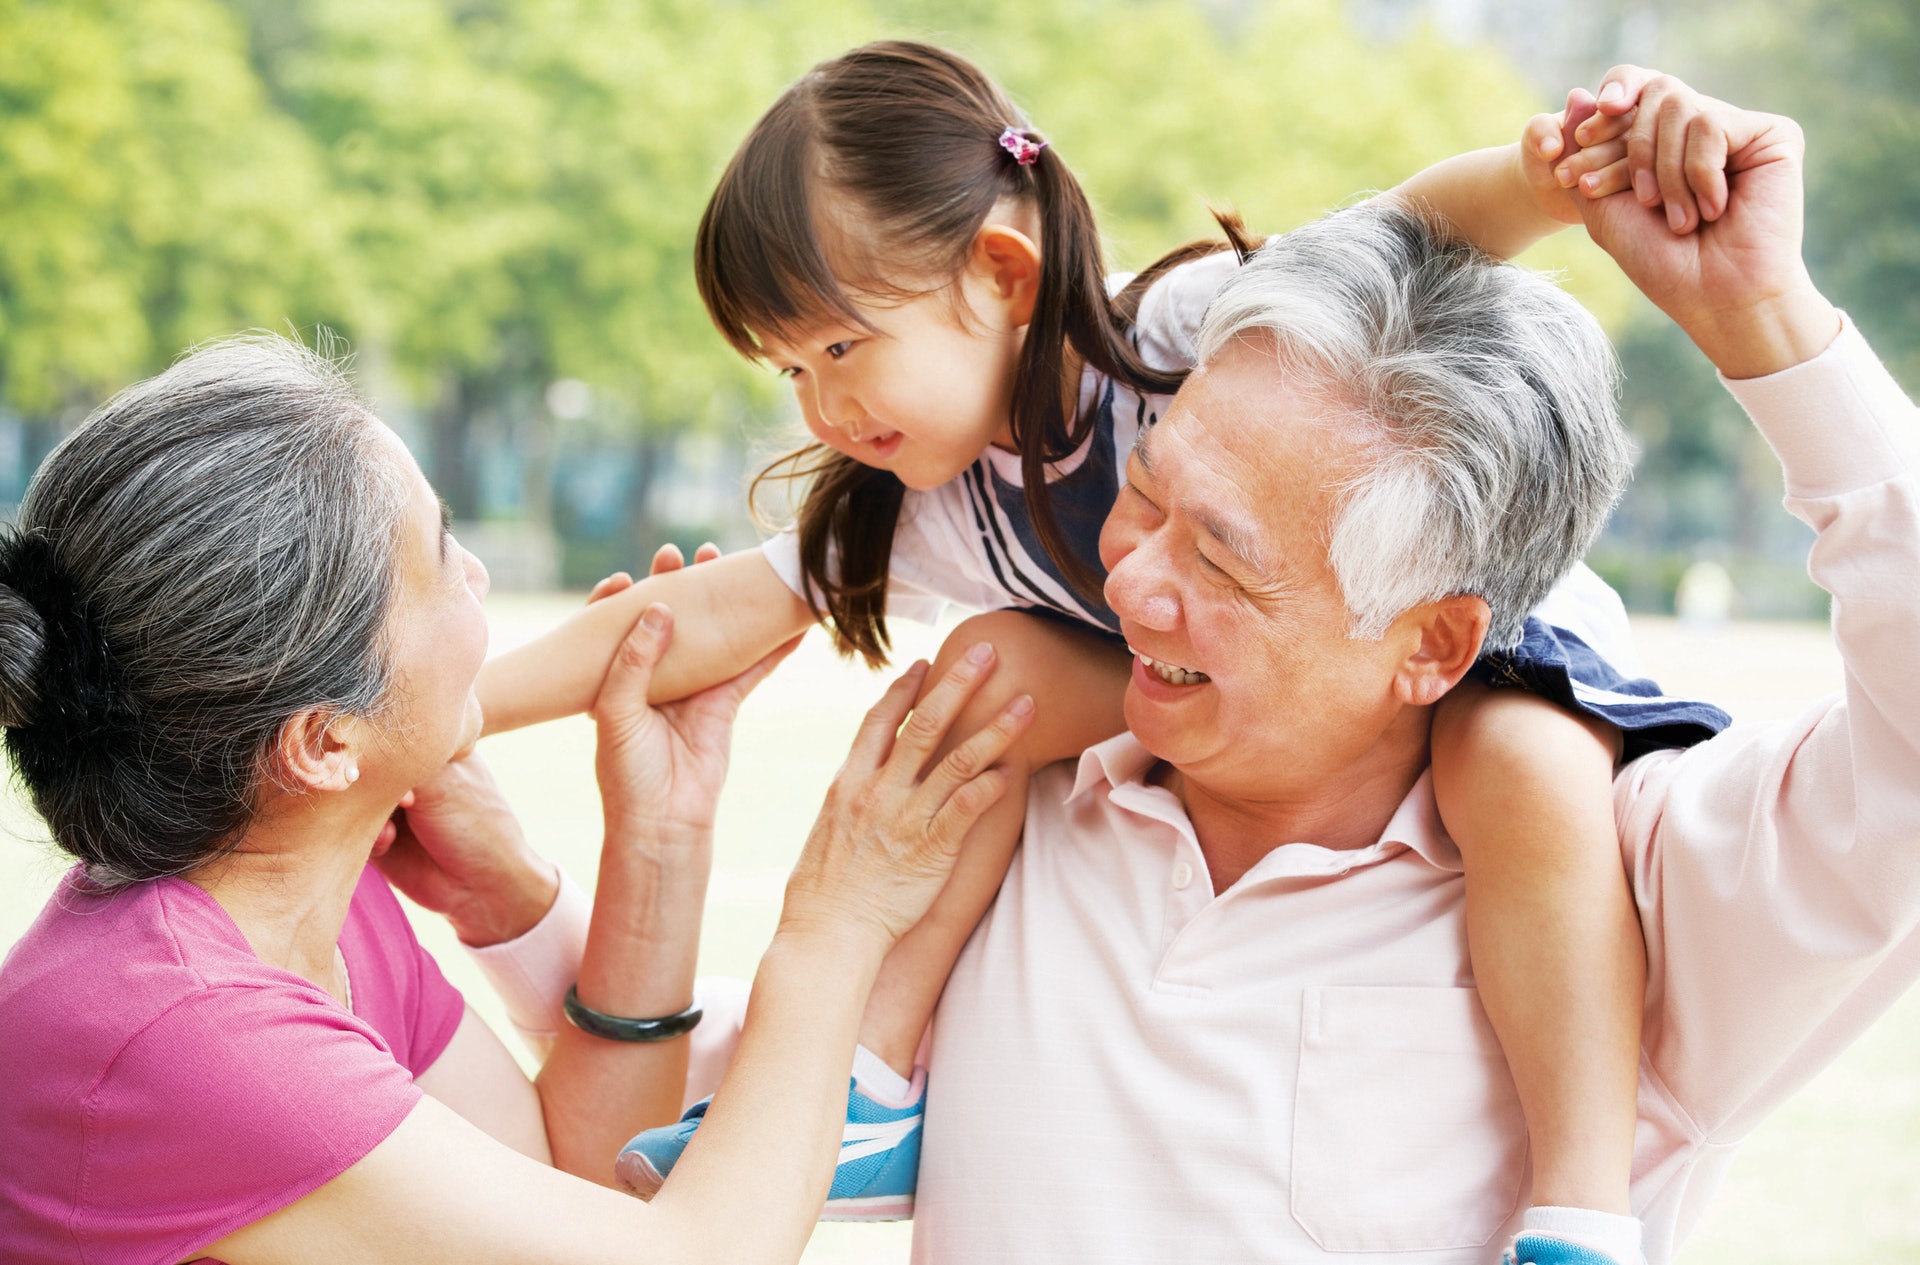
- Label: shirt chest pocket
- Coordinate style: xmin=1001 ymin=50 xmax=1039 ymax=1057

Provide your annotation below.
xmin=1290 ymin=985 xmax=1527 ymax=1253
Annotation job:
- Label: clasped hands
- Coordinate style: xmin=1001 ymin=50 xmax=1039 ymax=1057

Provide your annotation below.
xmin=1523 ymin=64 xmax=1839 ymax=379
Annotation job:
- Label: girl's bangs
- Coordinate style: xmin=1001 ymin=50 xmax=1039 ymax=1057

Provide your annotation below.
xmin=696 ymin=115 xmax=869 ymax=360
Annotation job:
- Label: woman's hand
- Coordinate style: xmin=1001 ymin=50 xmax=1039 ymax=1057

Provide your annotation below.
xmin=590 ymin=542 xmax=798 ymax=851
xmin=543 ymin=543 xmax=803 ymax=1170
xmin=373 ymin=756 xmax=558 ymax=948
xmin=778 ymin=644 xmax=1035 ymax=955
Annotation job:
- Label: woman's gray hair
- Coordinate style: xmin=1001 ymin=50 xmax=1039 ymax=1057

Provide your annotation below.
xmin=0 ymin=333 xmax=411 ymax=886
xmin=1196 ymin=202 xmax=1631 ymax=648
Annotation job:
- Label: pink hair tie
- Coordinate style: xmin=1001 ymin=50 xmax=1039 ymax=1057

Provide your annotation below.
xmin=999 ymin=126 xmax=1047 ymax=167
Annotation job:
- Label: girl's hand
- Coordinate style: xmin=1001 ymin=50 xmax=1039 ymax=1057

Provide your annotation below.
xmin=1530 ymin=66 xmax=1742 ymax=236
xmin=1594 ymin=65 xmax=1730 ymax=233
xmin=779 ymin=645 xmax=1035 ymax=953
xmin=1522 ymin=88 xmax=1635 ymax=225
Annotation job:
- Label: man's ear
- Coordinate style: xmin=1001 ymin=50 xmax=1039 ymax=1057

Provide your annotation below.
xmin=969 ymin=223 xmax=1043 ymax=327
xmin=273 ymin=708 xmax=363 ymax=794
xmin=1389 ymin=594 xmax=1490 ymax=707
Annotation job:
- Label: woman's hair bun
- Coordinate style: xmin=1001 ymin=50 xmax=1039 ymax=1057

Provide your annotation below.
xmin=0 ymin=579 xmax=48 ymax=730
xmin=0 ymin=528 xmax=119 ymax=741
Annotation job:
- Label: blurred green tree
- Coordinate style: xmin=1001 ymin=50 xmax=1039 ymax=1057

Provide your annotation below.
xmin=4 ymin=0 xmax=1641 ymax=570
xmin=1574 ymin=0 xmax=1919 ymax=616
xmin=1672 ymin=0 xmax=1920 ymax=393
xmin=871 ymin=0 xmax=1632 ymax=321
xmin=0 ymin=0 xmax=344 ymax=422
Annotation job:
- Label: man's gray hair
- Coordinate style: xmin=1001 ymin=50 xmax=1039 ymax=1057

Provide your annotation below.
xmin=1196 ymin=203 xmax=1630 ymax=648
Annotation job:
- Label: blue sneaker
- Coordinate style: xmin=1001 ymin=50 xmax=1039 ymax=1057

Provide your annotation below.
xmin=615 ymin=1069 xmax=926 ymax=1221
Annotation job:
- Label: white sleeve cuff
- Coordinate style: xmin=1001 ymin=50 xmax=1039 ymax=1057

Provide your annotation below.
xmin=463 ymin=865 xmax=590 ymax=1055
xmin=759 ymin=529 xmax=810 ymax=602
xmin=762 ymin=520 xmax=948 ymax=626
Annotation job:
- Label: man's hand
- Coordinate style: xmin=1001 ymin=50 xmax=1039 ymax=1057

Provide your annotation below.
xmin=374 ymin=754 xmax=559 ymax=947
xmin=1571 ymin=67 xmax=1841 ymax=379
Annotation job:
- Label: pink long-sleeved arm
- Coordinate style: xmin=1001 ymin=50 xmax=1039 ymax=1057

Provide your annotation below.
xmin=1621 ymin=317 xmax=1920 ymax=1149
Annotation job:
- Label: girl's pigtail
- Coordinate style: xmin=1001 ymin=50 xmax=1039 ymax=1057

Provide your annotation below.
xmin=1014 ymin=142 xmax=1191 ymax=600
xmin=752 ymin=447 xmax=904 ymax=669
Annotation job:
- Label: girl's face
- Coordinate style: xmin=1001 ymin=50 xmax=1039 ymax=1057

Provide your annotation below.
xmin=761 ymin=220 xmax=1041 ymax=491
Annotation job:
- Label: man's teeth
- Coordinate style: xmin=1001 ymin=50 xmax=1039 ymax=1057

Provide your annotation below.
xmin=1131 ymin=649 xmax=1211 ymax=686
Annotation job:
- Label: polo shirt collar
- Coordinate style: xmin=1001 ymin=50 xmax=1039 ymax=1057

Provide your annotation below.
xmin=1066 ymin=732 xmax=1463 ymax=875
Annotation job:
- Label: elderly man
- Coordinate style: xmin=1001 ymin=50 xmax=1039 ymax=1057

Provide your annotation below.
xmin=910 ymin=83 xmax=1918 ymax=1265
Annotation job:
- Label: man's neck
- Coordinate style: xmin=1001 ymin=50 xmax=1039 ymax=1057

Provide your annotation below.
xmin=1166 ymin=707 xmax=1432 ymax=892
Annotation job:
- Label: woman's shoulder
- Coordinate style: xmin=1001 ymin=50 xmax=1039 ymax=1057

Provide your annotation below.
xmin=0 ymin=867 xmax=420 ymax=1092
xmin=0 ymin=869 xmax=430 ymax=1265
xmin=1 ymin=874 xmax=298 ymax=1110
xmin=0 ymin=869 xmax=257 ymax=1035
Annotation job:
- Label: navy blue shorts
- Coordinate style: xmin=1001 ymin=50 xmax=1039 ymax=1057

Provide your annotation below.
xmin=1470 ymin=616 xmax=1731 ymax=762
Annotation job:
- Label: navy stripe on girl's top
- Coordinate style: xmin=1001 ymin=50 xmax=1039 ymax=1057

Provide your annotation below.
xmin=978 ymin=381 xmax=1126 ymax=634
xmin=1474 ymin=620 xmax=1732 ymax=761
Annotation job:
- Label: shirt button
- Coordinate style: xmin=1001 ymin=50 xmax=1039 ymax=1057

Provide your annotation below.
xmin=1171 ymin=861 xmax=1194 ymax=890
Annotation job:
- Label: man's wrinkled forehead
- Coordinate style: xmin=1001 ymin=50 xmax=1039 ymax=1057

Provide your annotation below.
xmin=1143 ymin=349 xmax=1384 ymax=568
xmin=1132 ymin=400 xmax=1280 ymax=585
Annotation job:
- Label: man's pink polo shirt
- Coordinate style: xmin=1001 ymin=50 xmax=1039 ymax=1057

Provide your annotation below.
xmin=913 ymin=317 xmax=1920 ymax=1264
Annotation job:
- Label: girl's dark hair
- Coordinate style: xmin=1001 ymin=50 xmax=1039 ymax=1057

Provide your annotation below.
xmin=698 ymin=39 xmax=1255 ymax=665
xmin=0 ymin=335 xmax=410 ymax=887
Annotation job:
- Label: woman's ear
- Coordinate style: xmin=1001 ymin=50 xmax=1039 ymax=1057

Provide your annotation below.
xmin=1389 ymin=595 xmax=1491 ymax=708
xmin=970 ymin=223 xmax=1043 ymax=327
xmin=274 ymin=708 xmax=365 ymax=794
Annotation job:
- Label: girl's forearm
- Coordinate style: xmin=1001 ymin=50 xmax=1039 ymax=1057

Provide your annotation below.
xmin=477 ymin=550 xmax=812 ymax=736
xmin=1385 ymin=143 xmax=1564 ymax=261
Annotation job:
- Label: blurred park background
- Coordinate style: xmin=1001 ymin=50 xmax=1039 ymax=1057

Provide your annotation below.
xmin=3 ymin=0 xmax=1916 ymax=609
xmin=4 ymin=0 xmax=1920 ymax=1260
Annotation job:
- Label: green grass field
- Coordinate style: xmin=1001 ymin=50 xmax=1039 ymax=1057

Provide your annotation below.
xmin=2 ymin=597 xmax=1914 ymax=1262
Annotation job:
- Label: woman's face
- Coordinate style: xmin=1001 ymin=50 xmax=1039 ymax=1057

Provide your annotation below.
xmin=363 ymin=422 xmax=491 ymax=784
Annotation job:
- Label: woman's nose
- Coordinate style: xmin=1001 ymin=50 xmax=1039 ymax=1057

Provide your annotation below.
xmin=464 ymin=547 xmax=491 ymax=601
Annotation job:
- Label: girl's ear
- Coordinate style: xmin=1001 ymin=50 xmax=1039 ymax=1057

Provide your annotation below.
xmin=970 ymin=223 xmax=1043 ymax=327
xmin=274 ymin=708 xmax=365 ymax=794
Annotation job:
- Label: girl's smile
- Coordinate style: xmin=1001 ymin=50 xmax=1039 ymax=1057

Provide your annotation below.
xmin=760 ymin=272 xmax=1028 ymax=492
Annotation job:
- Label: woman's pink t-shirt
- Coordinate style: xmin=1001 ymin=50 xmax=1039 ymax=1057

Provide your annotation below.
xmin=0 ymin=864 xmax=466 ymax=1265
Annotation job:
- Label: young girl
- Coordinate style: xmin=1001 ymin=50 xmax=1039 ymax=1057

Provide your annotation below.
xmin=475 ymin=43 xmax=1727 ymax=1262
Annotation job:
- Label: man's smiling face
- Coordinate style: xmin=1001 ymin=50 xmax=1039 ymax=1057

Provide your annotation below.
xmin=1097 ymin=337 xmax=1419 ymax=799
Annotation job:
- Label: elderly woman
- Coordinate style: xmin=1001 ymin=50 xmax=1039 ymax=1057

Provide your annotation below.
xmin=0 ymin=336 xmax=1030 ymax=1264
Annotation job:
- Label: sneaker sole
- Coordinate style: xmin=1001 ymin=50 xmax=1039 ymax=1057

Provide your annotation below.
xmin=613 ymin=1149 xmax=667 ymax=1200
xmin=820 ymin=1193 xmax=915 ymax=1222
